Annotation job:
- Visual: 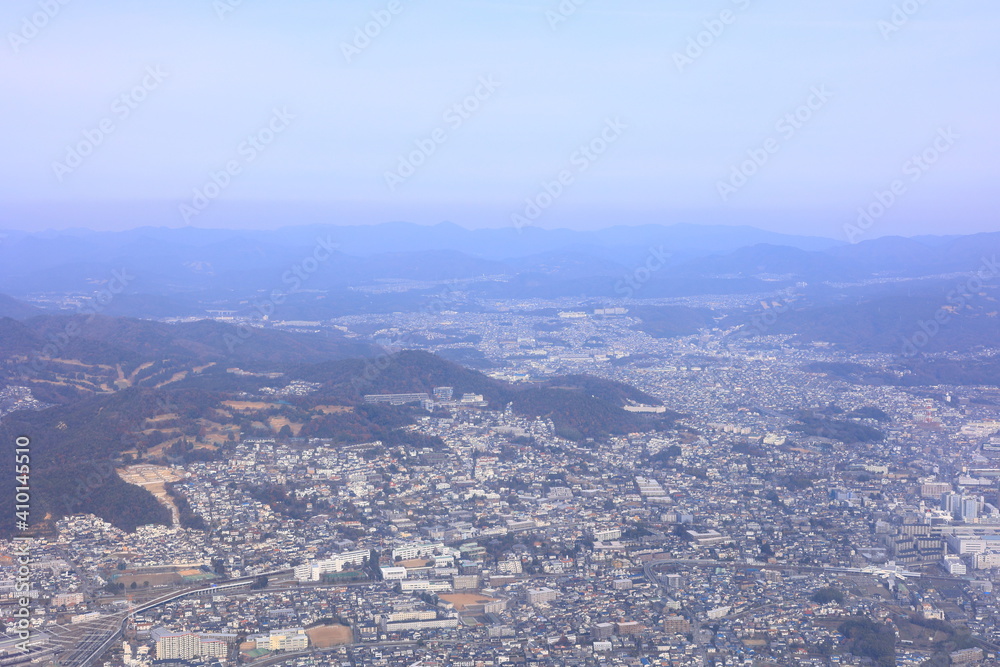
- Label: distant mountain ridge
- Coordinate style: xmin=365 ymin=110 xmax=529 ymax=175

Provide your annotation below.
xmin=0 ymin=222 xmax=838 ymax=296
xmin=0 ymin=224 xmax=997 ymax=315
xmin=0 ymin=293 xmax=42 ymax=319
xmin=0 ymin=220 xmax=841 ymax=261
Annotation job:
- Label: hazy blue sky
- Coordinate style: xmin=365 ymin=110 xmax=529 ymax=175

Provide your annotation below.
xmin=2 ymin=0 xmax=998 ymax=239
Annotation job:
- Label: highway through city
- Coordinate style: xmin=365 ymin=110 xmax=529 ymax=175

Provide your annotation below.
xmin=54 ymin=569 xmax=293 ymax=667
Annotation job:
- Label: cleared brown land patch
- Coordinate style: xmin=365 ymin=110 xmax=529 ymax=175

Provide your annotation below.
xmin=315 ymin=405 xmax=354 ymax=414
xmin=51 ymin=358 xmax=112 ymax=369
xmin=145 ymin=413 xmax=178 ymax=424
xmin=223 ymin=400 xmax=281 ymax=411
xmin=269 ymin=416 xmax=304 ymax=436
xmin=204 ymin=433 xmax=230 ymax=446
xmin=306 ymin=624 xmax=352 ymax=648
xmin=145 ymin=440 xmax=180 ymax=457
xmin=127 ymin=361 xmax=154 ymax=383
xmin=115 ymin=571 xmax=179 ymax=587
xmin=154 ymin=371 xmax=188 ymax=388
xmin=140 ymin=427 xmax=181 ymax=437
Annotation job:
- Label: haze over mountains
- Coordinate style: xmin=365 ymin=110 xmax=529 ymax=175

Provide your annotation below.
xmin=1 ymin=222 xmax=997 ymax=359
xmin=0 ymin=222 xmax=997 ymax=306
